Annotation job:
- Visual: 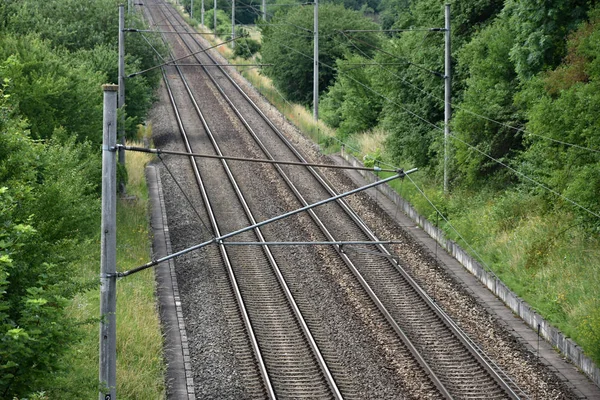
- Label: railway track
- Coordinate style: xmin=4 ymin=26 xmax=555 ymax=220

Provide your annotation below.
xmin=142 ymin=1 xmax=530 ymax=398
xmin=145 ymin=3 xmax=347 ymax=399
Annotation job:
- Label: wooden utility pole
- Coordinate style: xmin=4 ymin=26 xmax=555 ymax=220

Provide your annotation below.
xmin=99 ymin=84 xmax=118 ymax=400
xmin=444 ymin=4 xmax=451 ymax=193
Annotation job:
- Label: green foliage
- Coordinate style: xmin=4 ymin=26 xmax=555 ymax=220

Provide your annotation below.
xmin=260 ymin=3 xmax=379 ymax=104
xmin=0 ymin=0 xmax=166 ymax=396
xmin=0 ymin=36 xmax=104 ymax=142
xmin=452 ymin=19 xmax=523 ymax=188
xmin=234 ymin=31 xmax=261 ymax=59
xmin=325 ymin=0 xmax=504 ymax=173
xmin=308 ymin=0 xmax=600 ymax=365
xmin=2 ymin=0 xmax=166 ymax=140
xmin=320 ymin=55 xmax=382 ymax=137
xmin=515 ymin=8 xmax=600 ymax=228
xmin=205 ymin=9 xmax=233 ymax=37
xmin=0 ymin=89 xmax=99 ymax=397
xmin=7 ymin=0 xmax=116 ymax=52
xmin=504 ymin=0 xmax=590 ymax=81
xmin=577 ymin=302 xmax=600 ymax=364
xmin=362 ymin=148 xmax=382 ymax=167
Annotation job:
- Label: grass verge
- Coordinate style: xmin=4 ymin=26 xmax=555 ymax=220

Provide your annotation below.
xmin=47 ymin=137 xmax=164 ymax=399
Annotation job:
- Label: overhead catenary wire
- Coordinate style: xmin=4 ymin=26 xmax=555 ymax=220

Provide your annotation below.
xmin=262 ymin=34 xmax=600 ymax=222
xmin=119 ymin=144 xmax=400 ymax=173
xmin=157 ymin=153 xmax=216 ymax=237
xmin=339 ymin=29 xmax=600 ymax=154
xmin=128 ymin=35 xmax=242 ymax=77
xmin=140 ymin=32 xmax=168 ymax=62
xmin=117 ymin=172 xmax=411 ymax=277
xmin=185 ymin=1 xmax=600 ymax=224
xmin=339 ymin=30 xmax=445 ymax=78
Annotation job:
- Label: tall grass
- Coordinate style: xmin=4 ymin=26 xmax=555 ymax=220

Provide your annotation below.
xmin=49 ymin=134 xmax=164 ymax=398
xmin=388 ymin=163 xmax=600 ymax=364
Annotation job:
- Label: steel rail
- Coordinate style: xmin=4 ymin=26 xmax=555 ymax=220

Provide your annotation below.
xmin=145 ymin=5 xmax=276 ymax=399
xmin=149 ymin=3 xmax=344 ymax=398
xmin=161 ymin=4 xmax=457 ymax=398
xmin=165 ymin=3 xmax=527 ymax=398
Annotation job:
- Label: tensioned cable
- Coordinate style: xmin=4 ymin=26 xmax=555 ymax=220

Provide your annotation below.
xmin=157 ymin=144 xmax=216 ymax=238
xmin=195 ymin=4 xmax=600 ymax=227
xmin=118 ymin=173 xmax=407 ymax=276
xmin=140 ymin=32 xmax=167 ymax=61
xmin=264 ymin=35 xmax=600 ymax=221
xmin=405 ymin=173 xmax=498 ymax=274
xmin=339 ymin=31 xmax=444 ymax=78
xmin=128 ymin=35 xmax=240 ymax=77
xmin=120 ymin=144 xmax=399 ymax=172
xmin=142 ymin=3 xmax=219 ymax=238
xmin=448 ymin=132 xmax=600 ymax=219
xmin=336 ymin=33 xmax=600 ymax=219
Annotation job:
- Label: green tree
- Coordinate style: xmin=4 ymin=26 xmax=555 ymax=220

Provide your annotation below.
xmin=358 ymin=0 xmax=504 ymax=171
xmin=205 ymin=8 xmax=233 ymax=37
xmin=320 ymin=55 xmax=382 ymax=136
xmin=505 ymin=0 xmax=590 ymax=81
xmin=0 ymin=36 xmax=105 ymax=142
xmin=517 ymin=8 xmax=600 ymax=227
xmin=7 ymin=0 xmax=116 ymax=52
xmin=452 ymin=20 xmax=523 ymax=188
xmin=260 ymin=3 xmax=379 ymax=104
xmin=4 ymin=0 xmax=165 ymax=140
xmin=0 ymin=87 xmax=99 ymax=398
xmin=234 ymin=31 xmax=262 ymax=58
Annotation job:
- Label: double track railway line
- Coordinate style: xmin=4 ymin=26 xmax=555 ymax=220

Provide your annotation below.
xmin=141 ymin=1 xmax=534 ymax=398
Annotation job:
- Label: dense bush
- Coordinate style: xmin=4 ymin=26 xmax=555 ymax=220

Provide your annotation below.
xmin=234 ymin=34 xmax=261 ymax=59
xmin=0 ymin=1 xmax=165 ymax=396
xmin=0 ymin=87 xmax=100 ymax=398
xmin=3 ymin=0 xmax=165 ymax=141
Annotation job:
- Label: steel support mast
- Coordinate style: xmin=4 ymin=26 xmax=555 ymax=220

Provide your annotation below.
xmin=99 ymin=84 xmax=118 ymax=400
xmin=313 ymin=0 xmax=319 ymax=120
xmin=231 ymin=0 xmax=235 ymax=49
xmin=443 ymin=4 xmax=451 ymax=193
xmin=118 ymin=5 xmax=126 ymax=193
